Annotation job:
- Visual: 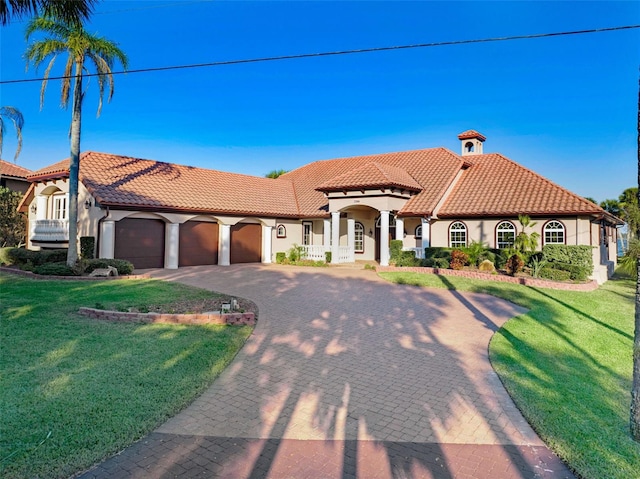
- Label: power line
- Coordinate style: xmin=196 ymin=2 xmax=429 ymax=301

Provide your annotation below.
xmin=2 ymin=24 xmax=638 ymax=85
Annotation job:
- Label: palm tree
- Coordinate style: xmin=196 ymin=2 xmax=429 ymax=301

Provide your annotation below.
xmin=265 ymin=168 xmax=288 ymax=179
xmin=25 ymin=16 xmax=128 ymax=267
xmin=0 ymin=106 xmax=24 ymax=162
xmin=632 ymin=74 xmax=640 ymax=442
xmin=0 ymin=0 xmax=97 ymax=25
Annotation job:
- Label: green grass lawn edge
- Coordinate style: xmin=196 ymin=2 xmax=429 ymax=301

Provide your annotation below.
xmin=378 ymin=271 xmax=640 ymax=479
xmin=0 ymin=273 xmax=254 ymax=479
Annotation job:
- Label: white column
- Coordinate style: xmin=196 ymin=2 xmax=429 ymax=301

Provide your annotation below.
xmin=347 ymin=218 xmax=355 ymax=263
xmin=99 ymin=220 xmax=115 ymax=259
xmin=219 ymin=224 xmax=231 ymax=266
xmin=395 ymin=217 xmax=404 ymax=242
xmin=380 ymin=210 xmax=390 ymax=266
xmin=36 ymin=195 xmax=48 ymax=220
xmin=165 ymin=223 xmax=179 ymax=269
xmin=331 ymin=211 xmax=340 ymax=264
xmin=421 ymin=217 xmax=430 ymax=248
xmin=323 ymin=219 xmax=331 ymax=250
xmin=262 ymin=225 xmax=273 ymax=263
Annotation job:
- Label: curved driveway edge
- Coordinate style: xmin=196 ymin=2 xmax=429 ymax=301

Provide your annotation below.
xmin=80 ymin=264 xmax=574 ymax=479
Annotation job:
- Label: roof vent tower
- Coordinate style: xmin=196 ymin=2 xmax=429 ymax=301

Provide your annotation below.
xmin=457 ymin=130 xmax=486 ymax=156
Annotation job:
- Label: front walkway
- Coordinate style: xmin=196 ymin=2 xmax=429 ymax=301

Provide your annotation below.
xmin=80 ymin=264 xmax=574 ymax=478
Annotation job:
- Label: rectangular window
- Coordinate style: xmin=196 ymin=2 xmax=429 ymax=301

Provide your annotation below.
xmin=53 ymin=195 xmax=67 ymax=220
xmin=302 ymin=222 xmax=312 ymax=245
xmin=450 ymin=231 xmax=466 ymax=248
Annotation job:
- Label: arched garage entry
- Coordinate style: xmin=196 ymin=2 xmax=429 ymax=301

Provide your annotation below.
xmin=114 ymin=218 xmax=165 ymax=269
xmin=230 ymin=223 xmax=262 ymax=264
xmin=179 ymin=220 xmax=219 ymax=266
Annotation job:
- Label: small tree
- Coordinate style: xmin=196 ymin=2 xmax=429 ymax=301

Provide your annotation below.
xmin=265 ymin=169 xmax=288 ymax=179
xmin=514 ymin=214 xmax=540 ymax=254
xmin=0 ymin=187 xmax=26 ymax=246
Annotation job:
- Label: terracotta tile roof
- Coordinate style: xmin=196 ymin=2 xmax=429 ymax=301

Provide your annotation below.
xmin=438 ymin=153 xmax=608 ymax=217
xmin=280 ymin=148 xmax=464 ymax=217
xmin=316 ymin=162 xmax=422 ymax=192
xmin=457 ymin=130 xmax=486 ymax=141
xmin=31 ymin=152 xmax=301 ymax=217
xmin=27 ymin=159 xmax=70 ymax=180
xmin=0 ymin=159 xmax=32 ymax=179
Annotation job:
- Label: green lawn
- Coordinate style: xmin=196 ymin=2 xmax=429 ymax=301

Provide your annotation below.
xmin=379 ymin=271 xmax=640 ymax=479
xmin=0 ymin=273 xmax=253 ymax=479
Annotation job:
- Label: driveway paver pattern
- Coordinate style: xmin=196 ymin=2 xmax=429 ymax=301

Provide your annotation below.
xmin=80 ymin=264 xmax=574 ymax=479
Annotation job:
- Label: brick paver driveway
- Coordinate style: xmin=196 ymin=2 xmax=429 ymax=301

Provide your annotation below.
xmin=81 ymin=264 xmax=574 ymax=479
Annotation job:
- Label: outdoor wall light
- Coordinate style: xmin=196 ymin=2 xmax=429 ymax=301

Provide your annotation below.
xmin=369 ymin=229 xmax=373 ymax=236
xmin=30 ymin=204 xmax=37 ymax=214
xmin=84 ymin=199 xmax=92 ymax=209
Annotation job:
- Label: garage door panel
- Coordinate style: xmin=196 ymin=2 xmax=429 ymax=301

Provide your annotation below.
xmin=179 ymin=221 xmax=219 ymax=266
xmin=114 ymin=218 xmax=165 ymax=269
xmin=230 ymin=223 xmax=261 ymax=264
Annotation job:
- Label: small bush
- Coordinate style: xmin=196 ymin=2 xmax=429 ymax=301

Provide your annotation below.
xmin=80 ymin=236 xmax=96 ymax=259
xmin=478 ymin=259 xmax=496 ymax=273
xmin=363 ymin=263 xmax=376 ymax=270
xmin=287 ymin=244 xmax=305 ymax=262
xmin=396 ymin=250 xmax=420 ymax=267
xmin=276 ymin=252 xmax=286 ymax=264
xmin=34 ymin=262 xmax=77 ymax=276
xmin=85 ymin=258 xmax=134 ymax=275
xmin=325 ymin=251 xmax=331 ymax=263
xmin=390 ymin=240 xmax=403 ymax=262
xmin=37 ymin=249 xmax=68 ymax=265
xmin=0 ymin=247 xmax=15 ymax=265
xmin=7 ymin=247 xmax=38 ymax=266
xmin=506 ymin=254 xmax=524 ymax=276
xmin=424 ymin=247 xmax=452 ymax=260
xmin=547 ymin=262 xmax=590 ymax=281
xmin=450 ymin=249 xmax=469 ymax=270
xmin=539 ymin=267 xmax=572 ymax=282
xmin=464 ymin=240 xmax=489 ymax=266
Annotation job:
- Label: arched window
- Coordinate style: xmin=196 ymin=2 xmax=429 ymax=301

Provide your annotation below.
xmin=276 ymin=224 xmax=286 ymax=238
xmin=449 ymin=221 xmax=467 ymax=248
xmin=375 ymin=214 xmax=396 ymax=227
xmin=415 ymin=225 xmax=422 ymax=239
xmin=496 ymin=221 xmax=516 ymax=249
xmin=544 ymin=220 xmax=565 ymax=245
xmin=354 ymin=222 xmax=364 ymax=253
xmin=465 ymin=142 xmax=475 ymax=153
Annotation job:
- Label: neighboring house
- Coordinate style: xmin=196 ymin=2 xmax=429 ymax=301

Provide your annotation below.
xmin=18 ymin=131 xmax=621 ymax=282
xmin=0 ymin=159 xmax=32 ymax=194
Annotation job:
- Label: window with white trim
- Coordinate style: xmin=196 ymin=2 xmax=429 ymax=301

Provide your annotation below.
xmin=354 ymin=222 xmax=364 ymax=253
xmin=496 ymin=221 xmax=516 ymax=249
xmin=302 ymin=222 xmax=312 ymax=245
xmin=276 ymin=224 xmax=286 ymax=238
xmin=544 ymin=220 xmax=565 ymax=244
xmin=449 ymin=221 xmax=467 ymax=248
xmin=415 ymin=225 xmax=422 ymax=239
xmin=53 ymin=195 xmax=67 ymax=220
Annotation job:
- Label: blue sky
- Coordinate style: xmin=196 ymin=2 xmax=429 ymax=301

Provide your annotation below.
xmin=1 ymin=0 xmax=638 ymax=202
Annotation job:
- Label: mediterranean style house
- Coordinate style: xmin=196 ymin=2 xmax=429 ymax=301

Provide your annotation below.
xmin=18 ymin=130 xmax=621 ymax=282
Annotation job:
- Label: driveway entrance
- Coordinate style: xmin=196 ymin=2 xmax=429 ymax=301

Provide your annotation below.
xmin=81 ymin=264 xmax=573 ymax=478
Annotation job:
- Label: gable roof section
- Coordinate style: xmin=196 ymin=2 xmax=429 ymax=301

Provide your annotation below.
xmin=438 ymin=153 xmax=608 ymax=218
xmin=281 ymin=147 xmax=464 ymax=217
xmin=29 ymin=152 xmax=300 ymax=217
xmin=0 ymin=159 xmax=32 ymax=179
xmin=316 ymin=162 xmax=422 ymax=192
xmin=457 ymin=130 xmax=486 ymax=141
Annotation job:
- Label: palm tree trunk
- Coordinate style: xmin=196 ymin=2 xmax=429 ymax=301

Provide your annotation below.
xmin=66 ymin=64 xmax=82 ymax=267
xmin=632 ymin=74 xmax=640 ymax=442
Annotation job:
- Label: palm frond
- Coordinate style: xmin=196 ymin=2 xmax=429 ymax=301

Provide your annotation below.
xmin=0 ymin=106 xmax=25 ymax=161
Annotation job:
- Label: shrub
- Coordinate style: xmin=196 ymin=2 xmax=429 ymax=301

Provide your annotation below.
xmin=478 ymin=259 xmax=496 ymax=273
xmin=492 ymin=248 xmax=510 ymax=269
xmin=422 ymin=257 xmax=450 ymax=268
xmin=424 ymin=247 xmax=452 ymax=260
xmin=449 ymin=249 xmax=469 ymax=270
xmin=396 ymin=250 xmax=420 ymax=267
xmin=325 ymin=251 xmax=331 ymax=263
xmin=390 ymin=240 xmax=403 ymax=262
xmin=287 ymin=244 xmax=305 ymax=262
xmin=80 ymin=236 xmax=96 ymax=259
xmin=0 ymin=247 xmax=15 ymax=265
xmin=7 ymin=247 xmax=38 ymax=266
xmin=34 ymin=262 xmax=77 ymax=276
xmin=85 ymin=258 xmax=134 ymax=275
xmin=505 ymin=254 xmax=524 ymax=276
xmin=547 ymin=262 xmax=590 ymax=281
xmin=276 ymin=252 xmax=286 ymax=264
xmin=36 ymin=249 xmax=68 ymax=265
xmin=539 ymin=267 xmax=572 ymax=282
xmin=464 ymin=240 xmax=489 ymax=266
xmin=542 ymin=245 xmax=594 ymax=276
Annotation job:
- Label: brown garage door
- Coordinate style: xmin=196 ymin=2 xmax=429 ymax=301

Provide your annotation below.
xmin=179 ymin=221 xmax=219 ymax=266
xmin=230 ymin=223 xmax=262 ymax=264
xmin=114 ymin=218 xmax=165 ymax=269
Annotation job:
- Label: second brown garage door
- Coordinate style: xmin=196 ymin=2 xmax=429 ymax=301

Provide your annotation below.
xmin=179 ymin=221 xmax=219 ymax=266
xmin=114 ymin=218 xmax=165 ymax=269
xmin=230 ymin=223 xmax=262 ymax=264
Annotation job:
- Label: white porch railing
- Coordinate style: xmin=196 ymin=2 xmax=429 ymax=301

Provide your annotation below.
xmin=402 ymin=247 xmax=424 ymax=259
xmin=300 ymin=245 xmax=355 ymax=263
xmin=31 ymin=219 xmax=69 ymax=242
xmin=301 ymin=245 xmax=327 ymax=261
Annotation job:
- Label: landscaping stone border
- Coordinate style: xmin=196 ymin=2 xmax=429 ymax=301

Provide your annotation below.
xmin=78 ymin=307 xmax=256 ymax=326
xmin=376 ymin=265 xmax=599 ymax=291
xmin=0 ymin=266 xmax=150 ymax=280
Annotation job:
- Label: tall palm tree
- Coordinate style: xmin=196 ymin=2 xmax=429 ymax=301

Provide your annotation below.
xmin=0 ymin=0 xmax=97 ymax=25
xmin=25 ymin=16 xmax=128 ymax=267
xmin=632 ymin=74 xmax=640 ymax=442
xmin=0 ymin=106 xmax=24 ymax=162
